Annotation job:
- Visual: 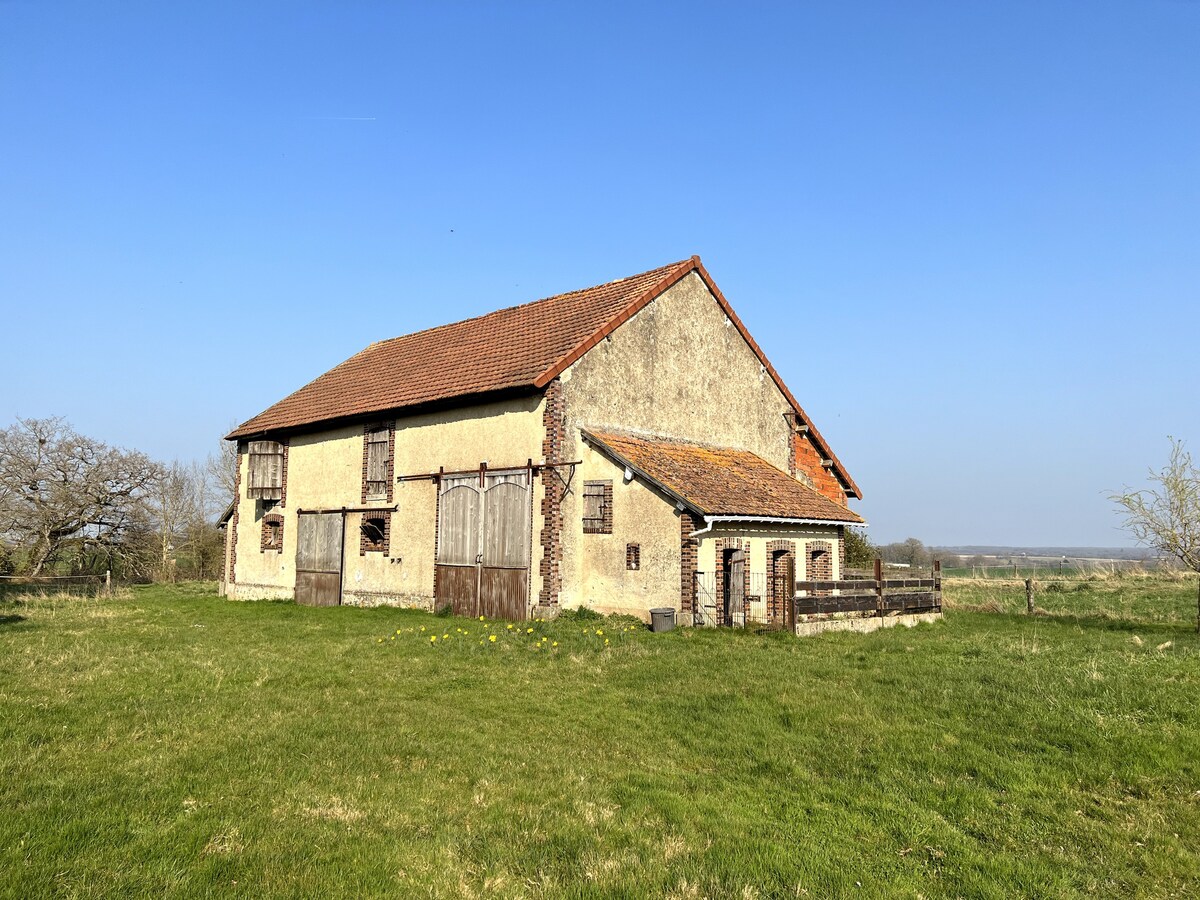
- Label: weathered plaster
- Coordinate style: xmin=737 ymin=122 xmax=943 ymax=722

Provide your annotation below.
xmin=571 ymin=444 xmax=682 ymax=619
xmin=225 ymin=395 xmax=544 ymax=607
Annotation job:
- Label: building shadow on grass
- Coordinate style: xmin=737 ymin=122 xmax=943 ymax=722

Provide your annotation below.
xmin=0 ymin=614 xmax=28 ymax=627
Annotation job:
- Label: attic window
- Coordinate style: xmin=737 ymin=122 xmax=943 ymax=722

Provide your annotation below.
xmin=361 ymin=514 xmax=389 ymax=554
xmin=247 ymin=441 xmax=284 ymax=500
xmin=583 ymin=481 xmax=613 ymax=534
xmin=364 ymin=425 xmax=392 ymax=501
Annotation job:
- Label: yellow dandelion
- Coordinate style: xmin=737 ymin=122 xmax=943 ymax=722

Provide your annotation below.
xmin=420 ymin=626 xmax=426 ymax=632
xmin=377 ymin=638 xmax=383 ymax=643
xmin=604 ymin=638 xmax=610 ymax=645
xmin=552 ymin=641 xmax=558 ymax=648
xmin=595 ymin=629 xmax=603 ymax=636
xmin=489 ymin=634 xmax=497 ymax=643
xmin=526 ymin=627 xmax=534 ymax=634
xmin=431 ymin=635 xmax=437 ymax=642
xmin=507 ymin=623 xmax=514 ymax=630
xmin=395 ymin=629 xmax=401 ymax=635
xmin=479 ymin=615 xmax=486 ymax=621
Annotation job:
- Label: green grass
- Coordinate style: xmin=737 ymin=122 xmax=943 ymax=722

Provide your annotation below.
xmin=2 ymin=578 xmax=1198 ymax=898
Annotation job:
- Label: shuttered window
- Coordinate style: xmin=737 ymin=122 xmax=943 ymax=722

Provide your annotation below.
xmin=365 ymin=427 xmax=390 ymax=499
xmin=247 ymin=441 xmax=284 ymax=500
xmin=583 ymin=480 xmax=613 ymax=534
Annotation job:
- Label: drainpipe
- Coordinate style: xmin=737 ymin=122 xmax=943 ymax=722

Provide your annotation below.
xmin=690 ymin=516 xmax=716 ymax=538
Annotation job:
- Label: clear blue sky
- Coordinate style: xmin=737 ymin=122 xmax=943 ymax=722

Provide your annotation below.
xmin=2 ymin=1 xmax=1197 ymax=546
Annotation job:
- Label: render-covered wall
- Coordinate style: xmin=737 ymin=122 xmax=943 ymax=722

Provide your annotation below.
xmin=560 ymin=271 xmax=794 ymax=469
xmin=573 ymin=443 xmax=682 ymax=618
xmin=555 ymin=271 xmax=809 ymax=610
xmin=225 ymin=394 xmax=545 ymax=606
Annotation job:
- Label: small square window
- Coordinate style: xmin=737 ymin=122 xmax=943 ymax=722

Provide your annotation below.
xmin=261 ymin=514 xmax=284 ymax=552
xmin=626 ymin=543 xmax=640 ymax=570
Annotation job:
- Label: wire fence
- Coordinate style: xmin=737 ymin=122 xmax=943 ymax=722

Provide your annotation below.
xmin=0 ymin=573 xmax=112 ymax=600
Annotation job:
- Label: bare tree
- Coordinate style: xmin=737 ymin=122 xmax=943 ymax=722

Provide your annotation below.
xmin=0 ymin=417 xmax=158 ymax=575
xmin=149 ymin=461 xmax=194 ymax=581
xmin=206 ymin=429 xmax=239 ymax=508
xmin=1111 ymin=437 xmax=1200 ymax=631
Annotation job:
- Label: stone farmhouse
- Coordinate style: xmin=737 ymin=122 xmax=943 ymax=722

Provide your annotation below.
xmin=220 ymin=257 xmax=865 ymax=624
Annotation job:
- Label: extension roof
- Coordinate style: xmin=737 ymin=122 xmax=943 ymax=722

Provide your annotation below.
xmin=227 ymin=256 xmax=860 ymax=497
xmin=583 ymin=429 xmax=863 ymax=524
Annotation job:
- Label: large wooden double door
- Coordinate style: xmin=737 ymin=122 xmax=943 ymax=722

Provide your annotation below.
xmin=435 ymin=470 xmax=531 ymax=620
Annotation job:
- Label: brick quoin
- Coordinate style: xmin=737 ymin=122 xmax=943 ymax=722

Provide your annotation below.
xmin=679 ymin=512 xmax=699 ymax=615
xmin=538 ymin=379 xmax=565 ymax=607
xmin=278 ymin=438 xmax=289 ymax=508
xmin=228 ymin=442 xmax=245 ymax=584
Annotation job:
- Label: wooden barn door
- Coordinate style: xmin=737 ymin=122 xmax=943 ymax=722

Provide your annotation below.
xmin=435 ymin=470 xmax=530 ymax=619
xmin=481 ymin=471 xmax=530 ymax=620
xmin=435 ymin=475 xmax=481 ymax=616
xmin=295 ymin=512 xmax=344 ymax=606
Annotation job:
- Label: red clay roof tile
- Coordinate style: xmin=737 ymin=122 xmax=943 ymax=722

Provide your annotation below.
xmin=227 ymin=260 xmax=692 ymax=440
xmin=584 ymin=429 xmax=864 ymax=524
xmin=225 ymin=257 xmax=860 ymax=499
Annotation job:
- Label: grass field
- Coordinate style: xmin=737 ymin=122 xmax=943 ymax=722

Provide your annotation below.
xmin=2 ymin=577 xmax=1198 ymax=898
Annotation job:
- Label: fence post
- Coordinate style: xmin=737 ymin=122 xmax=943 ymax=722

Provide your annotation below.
xmin=874 ymin=557 xmax=884 ymax=618
xmin=1025 ymin=578 xmax=1034 ymax=614
xmin=933 ymin=559 xmax=942 ymax=610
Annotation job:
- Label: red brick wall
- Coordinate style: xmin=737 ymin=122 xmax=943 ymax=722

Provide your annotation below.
xmin=766 ymin=539 xmax=795 ymax=623
xmin=791 ymin=431 xmax=847 ymax=507
xmin=807 ymin=540 xmax=833 ymax=596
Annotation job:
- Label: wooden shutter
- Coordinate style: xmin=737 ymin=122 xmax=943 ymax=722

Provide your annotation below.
xmin=366 ymin=428 xmax=389 ymax=499
xmin=583 ymin=480 xmax=612 ymax=534
xmin=247 ymin=441 xmax=284 ymax=500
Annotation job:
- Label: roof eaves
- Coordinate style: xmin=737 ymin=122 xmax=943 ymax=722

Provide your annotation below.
xmin=580 ymin=429 xmax=706 ymax=515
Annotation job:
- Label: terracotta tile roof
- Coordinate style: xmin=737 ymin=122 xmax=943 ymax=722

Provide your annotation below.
xmin=224 ymin=256 xmax=860 ymax=499
xmin=583 ymin=429 xmax=864 ymax=524
xmin=227 ymin=259 xmax=694 ymax=440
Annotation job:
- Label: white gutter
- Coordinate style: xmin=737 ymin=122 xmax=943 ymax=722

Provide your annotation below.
xmin=689 ymin=515 xmax=866 ymax=537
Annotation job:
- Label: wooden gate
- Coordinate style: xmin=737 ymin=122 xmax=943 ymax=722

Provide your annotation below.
xmin=435 ymin=470 xmax=530 ymax=619
xmin=723 ymin=548 xmax=745 ymax=626
xmin=295 ymin=512 xmax=343 ymax=606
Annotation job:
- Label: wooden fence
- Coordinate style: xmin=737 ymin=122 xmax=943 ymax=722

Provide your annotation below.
xmin=793 ymin=559 xmax=942 ymax=618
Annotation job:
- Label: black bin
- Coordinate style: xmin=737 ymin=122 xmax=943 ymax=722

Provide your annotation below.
xmin=650 ymin=607 xmax=676 ymax=633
